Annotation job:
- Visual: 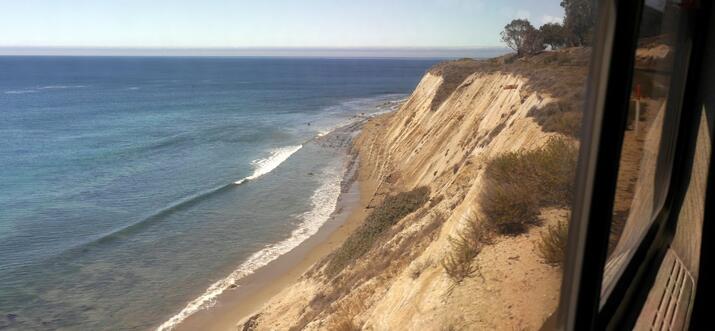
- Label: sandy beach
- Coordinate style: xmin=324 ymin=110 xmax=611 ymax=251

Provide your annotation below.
xmin=172 ymin=118 xmax=383 ymax=331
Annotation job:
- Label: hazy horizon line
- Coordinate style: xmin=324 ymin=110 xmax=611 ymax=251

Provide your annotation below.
xmin=0 ymin=46 xmax=511 ymax=58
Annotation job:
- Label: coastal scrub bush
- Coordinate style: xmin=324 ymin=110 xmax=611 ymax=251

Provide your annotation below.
xmin=442 ymin=239 xmax=480 ymax=285
xmin=480 ymin=182 xmax=540 ymax=234
xmin=542 ymin=110 xmax=582 ymax=137
xmin=528 ymin=137 xmax=579 ymax=206
xmin=536 ymin=219 xmax=569 ymax=266
xmin=325 ymin=186 xmax=430 ymax=277
xmin=528 ymin=102 xmax=583 ymax=137
xmin=442 ymin=212 xmax=492 ymax=284
xmin=481 ymin=137 xmax=578 ymax=235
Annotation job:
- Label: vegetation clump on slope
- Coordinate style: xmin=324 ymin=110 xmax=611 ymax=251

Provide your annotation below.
xmin=442 ymin=212 xmax=493 ymax=284
xmin=443 ymin=138 xmax=577 ymax=284
xmin=528 ymin=102 xmax=583 ymax=137
xmin=536 ymin=219 xmax=570 ymax=266
xmin=325 ymin=186 xmax=430 ymax=276
xmin=481 ymin=137 xmax=578 ymax=235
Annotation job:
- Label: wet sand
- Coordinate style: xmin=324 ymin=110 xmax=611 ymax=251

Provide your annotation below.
xmin=173 ymin=121 xmax=379 ymax=331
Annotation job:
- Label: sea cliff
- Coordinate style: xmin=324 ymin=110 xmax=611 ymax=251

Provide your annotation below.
xmin=242 ymin=48 xmax=590 ymax=330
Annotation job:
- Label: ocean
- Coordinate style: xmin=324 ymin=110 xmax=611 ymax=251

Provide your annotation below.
xmin=0 ymin=56 xmax=439 ymax=330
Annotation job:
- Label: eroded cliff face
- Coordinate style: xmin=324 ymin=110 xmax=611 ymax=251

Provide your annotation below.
xmin=245 ymin=48 xmax=589 ymax=331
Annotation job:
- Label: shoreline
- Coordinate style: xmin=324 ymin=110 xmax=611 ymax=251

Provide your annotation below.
xmin=171 ymin=118 xmax=382 ymax=331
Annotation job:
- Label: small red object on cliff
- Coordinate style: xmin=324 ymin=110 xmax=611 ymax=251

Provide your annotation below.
xmin=635 ymin=84 xmax=642 ymax=100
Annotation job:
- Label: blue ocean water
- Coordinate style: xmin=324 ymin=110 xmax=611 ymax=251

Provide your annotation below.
xmin=0 ymin=56 xmax=438 ymax=330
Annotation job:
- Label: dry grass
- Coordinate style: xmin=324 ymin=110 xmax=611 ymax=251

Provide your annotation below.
xmin=442 ymin=241 xmax=480 ymax=284
xmin=481 ymin=137 xmax=578 ymax=235
xmin=325 ymin=186 xmax=430 ymax=276
xmin=536 ymin=219 xmax=569 ymax=266
xmin=546 ymin=52 xmax=573 ymax=65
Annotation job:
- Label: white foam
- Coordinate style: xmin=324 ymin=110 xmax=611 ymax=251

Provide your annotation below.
xmin=234 ymin=145 xmax=302 ymax=185
xmin=4 ymin=85 xmax=86 ymax=94
xmin=38 ymin=85 xmax=86 ymax=90
xmin=4 ymin=90 xmax=37 ymax=95
xmin=157 ymin=165 xmax=343 ymax=331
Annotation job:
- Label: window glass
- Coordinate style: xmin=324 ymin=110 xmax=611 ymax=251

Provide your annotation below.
xmin=602 ymin=0 xmax=692 ymax=301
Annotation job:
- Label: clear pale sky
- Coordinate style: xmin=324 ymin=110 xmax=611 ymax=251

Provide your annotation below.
xmin=0 ymin=0 xmax=564 ymax=54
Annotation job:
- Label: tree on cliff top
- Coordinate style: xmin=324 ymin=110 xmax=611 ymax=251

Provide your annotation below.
xmin=540 ymin=23 xmax=569 ymax=50
xmin=501 ymin=19 xmax=545 ymax=56
xmin=561 ymin=0 xmax=595 ymax=45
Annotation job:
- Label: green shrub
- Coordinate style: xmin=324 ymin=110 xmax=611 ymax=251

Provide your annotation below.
xmin=325 ymin=186 xmax=430 ymax=276
xmin=481 ymin=137 xmax=578 ymax=235
xmin=536 ymin=220 xmax=569 ymax=266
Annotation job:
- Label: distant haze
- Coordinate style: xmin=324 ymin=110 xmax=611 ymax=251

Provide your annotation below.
xmin=0 ymin=0 xmax=565 ymax=55
xmin=0 ymin=47 xmax=511 ymax=59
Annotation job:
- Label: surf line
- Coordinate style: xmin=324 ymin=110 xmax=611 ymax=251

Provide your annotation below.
xmin=234 ymin=145 xmax=303 ymax=185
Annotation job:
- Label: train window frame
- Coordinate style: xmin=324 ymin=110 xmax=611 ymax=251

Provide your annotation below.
xmin=557 ymin=0 xmax=710 ymax=329
xmin=690 ymin=4 xmax=715 ymax=328
xmin=600 ymin=0 xmax=697 ymax=303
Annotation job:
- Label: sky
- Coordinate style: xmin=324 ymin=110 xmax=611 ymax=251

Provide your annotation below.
xmin=0 ymin=0 xmax=565 ymax=56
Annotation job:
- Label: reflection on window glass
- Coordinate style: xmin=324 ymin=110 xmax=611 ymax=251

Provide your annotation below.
xmin=602 ymin=0 xmax=691 ymax=300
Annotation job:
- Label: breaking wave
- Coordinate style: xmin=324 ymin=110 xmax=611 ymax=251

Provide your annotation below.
xmin=234 ymin=145 xmax=303 ymax=185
